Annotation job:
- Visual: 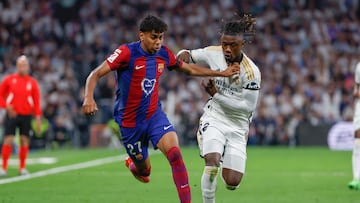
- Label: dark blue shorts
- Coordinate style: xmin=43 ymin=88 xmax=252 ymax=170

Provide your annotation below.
xmin=118 ymin=109 xmax=175 ymax=162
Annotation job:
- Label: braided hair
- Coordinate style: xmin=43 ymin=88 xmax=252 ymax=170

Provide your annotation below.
xmin=221 ymin=14 xmax=256 ymax=43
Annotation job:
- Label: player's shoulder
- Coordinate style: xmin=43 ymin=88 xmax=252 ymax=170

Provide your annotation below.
xmin=196 ymin=45 xmax=223 ymax=57
xmin=241 ymin=53 xmax=261 ymax=90
xmin=23 ymin=75 xmax=39 ymax=84
xmin=3 ymin=73 xmax=16 ymax=80
xmin=204 ymin=46 xmax=222 ymax=51
xmin=241 ymin=53 xmax=260 ymax=75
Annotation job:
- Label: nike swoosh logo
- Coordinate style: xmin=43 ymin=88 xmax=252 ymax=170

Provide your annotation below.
xmin=163 ymin=125 xmax=172 ymax=130
xmin=180 ymin=184 xmax=188 ymax=189
xmin=135 ymin=65 xmax=145 ymax=70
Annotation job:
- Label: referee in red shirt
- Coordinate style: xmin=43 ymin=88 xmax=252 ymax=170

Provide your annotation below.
xmin=0 ymin=55 xmax=42 ymax=176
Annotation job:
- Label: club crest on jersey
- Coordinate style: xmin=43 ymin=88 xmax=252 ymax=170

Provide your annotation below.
xmin=157 ymin=63 xmax=164 ymax=73
xmin=141 ymin=78 xmax=156 ymax=97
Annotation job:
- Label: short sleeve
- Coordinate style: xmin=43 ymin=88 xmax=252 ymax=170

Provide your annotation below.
xmin=165 ymin=46 xmax=183 ymax=70
xmin=106 ymin=45 xmax=131 ymax=70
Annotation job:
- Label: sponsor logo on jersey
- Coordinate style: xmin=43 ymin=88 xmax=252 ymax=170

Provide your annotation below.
xmin=141 ymin=78 xmax=156 ymax=97
xmin=107 ymin=48 xmax=122 ymax=63
xmin=135 ymin=65 xmax=145 ymax=70
xmin=163 ymin=125 xmax=172 ymax=130
xmin=244 ymin=81 xmax=260 ymax=90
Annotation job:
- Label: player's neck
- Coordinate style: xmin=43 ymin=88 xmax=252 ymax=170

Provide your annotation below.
xmin=140 ymin=42 xmax=156 ymax=55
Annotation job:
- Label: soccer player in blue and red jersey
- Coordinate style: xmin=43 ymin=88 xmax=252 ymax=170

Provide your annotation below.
xmin=0 ymin=55 xmax=42 ymax=176
xmin=82 ymin=15 xmax=239 ymax=203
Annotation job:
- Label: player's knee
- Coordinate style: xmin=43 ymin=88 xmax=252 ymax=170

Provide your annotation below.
xmin=225 ymin=183 xmax=240 ymax=190
xmin=223 ymin=174 xmax=242 ymax=190
xmin=166 ymin=146 xmax=182 ymax=163
xmin=204 ymin=153 xmax=222 ymax=167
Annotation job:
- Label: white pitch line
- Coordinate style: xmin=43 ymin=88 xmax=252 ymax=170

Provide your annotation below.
xmin=0 ymin=154 xmax=128 ymax=185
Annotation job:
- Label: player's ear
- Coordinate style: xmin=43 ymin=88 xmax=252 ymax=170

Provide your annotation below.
xmin=139 ymin=32 xmax=145 ymax=41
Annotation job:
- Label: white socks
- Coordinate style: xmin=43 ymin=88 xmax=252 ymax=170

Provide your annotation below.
xmin=352 ymin=139 xmax=360 ymax=180
xmin=201 ymin=166 xmax=219 ymax=203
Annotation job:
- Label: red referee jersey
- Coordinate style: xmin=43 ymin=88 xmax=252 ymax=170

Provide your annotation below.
xmin=0 ymin=73 xmax=42 ymax=116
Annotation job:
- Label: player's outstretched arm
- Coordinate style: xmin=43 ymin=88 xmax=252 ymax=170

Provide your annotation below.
xmin=83 ymin=61 xmax=112 ymax=116
xmin=178 ymin=62 xmax=239 ymax=77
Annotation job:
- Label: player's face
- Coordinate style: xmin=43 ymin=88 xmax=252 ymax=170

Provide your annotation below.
xmin=139 ymin=31 xmax=164 ymax=54
xmin=16 ymin=57 xmax=30 ymax=76
xmin=221 ymin=34 xmax=245 ymax=63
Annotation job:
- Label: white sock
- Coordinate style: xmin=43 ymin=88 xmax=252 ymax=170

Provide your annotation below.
xmin=201 ymin=166 xmax=219 ymax=203
xmin=353 ymin=139 xmax=360 ymax=180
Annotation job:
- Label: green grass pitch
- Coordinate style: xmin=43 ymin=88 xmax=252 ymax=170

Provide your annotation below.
xmin=0 ymin=147 xmax=358 ymax=203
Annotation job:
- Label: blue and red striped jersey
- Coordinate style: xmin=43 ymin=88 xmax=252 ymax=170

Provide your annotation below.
xmin=106 ymin=41 xmax=183 ymax=127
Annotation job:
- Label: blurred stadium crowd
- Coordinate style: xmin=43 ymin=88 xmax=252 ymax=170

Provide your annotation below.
xmin=0 ymin=0 xmax=359 ymax=148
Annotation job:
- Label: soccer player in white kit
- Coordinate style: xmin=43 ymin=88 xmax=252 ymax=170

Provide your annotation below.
xmin=177 ymin=14 xmax=260 ymax=202
xmin=349 ymin=61 xmax=360 ymax=190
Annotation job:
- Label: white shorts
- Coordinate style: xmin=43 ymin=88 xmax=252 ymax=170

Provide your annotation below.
xmin=197 ymin=112 xmax=248 ymax=173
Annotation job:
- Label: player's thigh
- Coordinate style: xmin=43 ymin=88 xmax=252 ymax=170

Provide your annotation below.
xmin=18 ymin=115 xmax=32 ymax=136
xmin=222 ymin=134 xmax=247 ymax=174
xmin=222 ymin=140 xmax=246 ymax=186
xmin=148 ymin=109 xmax=178 ymax=153
xmin=197 ymin=116 xmax=226 ymax=157
xmin=3 ymin=115 xmax=17 ymax=135
xmin=120 ymin=126 xmax=149 ymax=162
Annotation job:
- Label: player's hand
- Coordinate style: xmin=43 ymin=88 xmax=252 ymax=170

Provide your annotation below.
xmin=177 ymin=51 xmax=191 ymax=63
xmin=35 ymin=116 xmax=42 ymax=134
xmin=222 ymin=62 xmax=240 ymax=77
xmin=201 ymin=78 xmax=217 ymax=97
xmin=82 ymin=97 xmax=98 ymax=116
xmin=6 ymin=105 xmax=17 ymax=118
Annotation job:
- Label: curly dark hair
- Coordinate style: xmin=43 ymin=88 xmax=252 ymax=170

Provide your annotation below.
xmin=139 ymin=15 xmax=168 ymax=33
xmin=221 ymin=14 xmax=256 ymax=43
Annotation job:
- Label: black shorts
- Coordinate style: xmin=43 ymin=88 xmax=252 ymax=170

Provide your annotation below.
xmin=4 ymin=115 xmax=32 ymax=136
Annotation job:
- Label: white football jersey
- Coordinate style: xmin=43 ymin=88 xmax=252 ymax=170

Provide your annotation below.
xmin=189 ymin=46 xmax=261 ymax=126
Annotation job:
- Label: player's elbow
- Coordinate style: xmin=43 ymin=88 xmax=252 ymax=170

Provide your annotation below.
xmin=176 ymin=50 xmax=192 ymax=63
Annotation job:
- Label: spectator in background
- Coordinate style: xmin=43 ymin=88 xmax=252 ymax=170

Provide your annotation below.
xmin=0 ymin=55 xmax=42 ymax=176
xmin=82 ymin=15 xmax=240 ymax=203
